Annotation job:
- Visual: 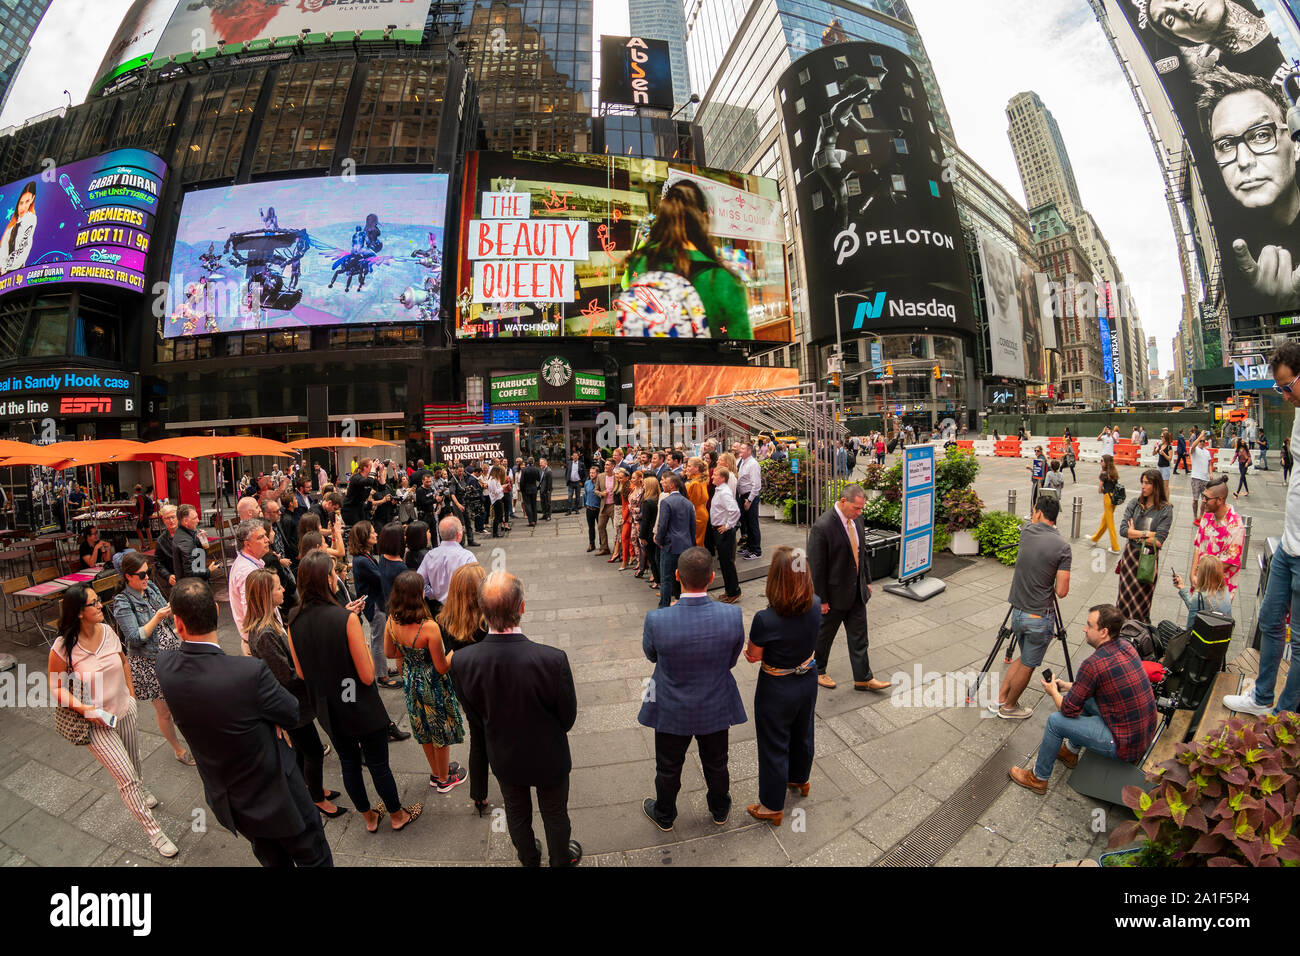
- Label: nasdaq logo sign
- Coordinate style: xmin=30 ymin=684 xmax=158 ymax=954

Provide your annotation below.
xmin=853 ymin=293 xmax=888 ymax=329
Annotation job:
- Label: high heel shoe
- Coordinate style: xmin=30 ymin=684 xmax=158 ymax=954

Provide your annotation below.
xmin=746 ymin=804 xmax=783 ymax=826
xmin=787 ymin=782 xmax=811 ymax=797
xmin=474 ymin=799 xmax=489 ymax=817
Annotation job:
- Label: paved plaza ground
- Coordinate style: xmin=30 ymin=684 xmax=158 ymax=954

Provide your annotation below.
xmin=0 ymin=451 xmax=1285 ymax=867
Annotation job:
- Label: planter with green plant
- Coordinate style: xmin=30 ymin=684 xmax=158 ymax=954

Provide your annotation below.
xmin=1104 ymin=713 xmax=1300 ymax=867
xmin=971 ymin=511 xmax=1025 ymax=566
xmin=940 ymin=488 xmax=984 ymax=555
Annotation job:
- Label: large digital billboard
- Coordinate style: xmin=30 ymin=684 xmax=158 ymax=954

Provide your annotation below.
xmin=150 ymin=0 xmax=433 ymax=66
xmin=976 ymin=228 xmax=1046 ymax=382
xmin=1112 ymin=0 xmax=1299 ymax=319
xmin=600 ymin=35 xmax=675 ymax=110
xmin=91 ymin=0 xmax=179 ymax=94
xmin=631 ymin=364 xmax=800 ymax=407
xmin=454 ymin=151 xmax=792 ymax=341
xmin=0 ymin=149 xmax=167 ymax=300
xmin=777 ymin=43 xmax=975 ymax=343
xmin=164 ymin=173 xmax=448 ymax=337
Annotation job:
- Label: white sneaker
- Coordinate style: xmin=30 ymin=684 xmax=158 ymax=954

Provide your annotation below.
xmin=1224 ymin=693 xmax=1271 ymax=717
xmin=151 ymin=833 xmax=179 ymax=858
xmin=986 ymin=702 xmax=1002 ymax=715
xmin=144 ymin=792 xmax=159 ymax=810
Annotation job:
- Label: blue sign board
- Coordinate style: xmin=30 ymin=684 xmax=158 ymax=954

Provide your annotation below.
xmin=791 ymin=457 xmax=800 ymax=475
xmin=488 ymin=406 xmax=520 ymax=424
xmin=1099 ymin=316 xmax=1115 ymax=385
xmin=898 ymin=445 xmax=935 ymax=581
xmin=870 ymin=342 xmax=883 ymax=373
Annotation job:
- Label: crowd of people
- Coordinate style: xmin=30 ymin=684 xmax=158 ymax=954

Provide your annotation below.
xmin=39 ymin=342 xmax=1300 ymax=865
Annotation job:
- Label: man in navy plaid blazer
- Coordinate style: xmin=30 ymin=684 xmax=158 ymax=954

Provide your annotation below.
xmin=638 ymin=547 xmax=747 ymax=831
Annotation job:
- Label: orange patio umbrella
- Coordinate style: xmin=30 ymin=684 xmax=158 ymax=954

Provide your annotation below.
xmin=137 ymin=436 xmax=296 ymax=460
xmin=287 ymin=437 xmax=400 ymax=450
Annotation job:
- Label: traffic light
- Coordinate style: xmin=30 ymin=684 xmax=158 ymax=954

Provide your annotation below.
xmin=933 ymin=365 xmax=941 ymax=380
xmin=885 ymin=363 xmax=894 ymax=377
xmin=832 ymin=372 xmax=841 ymax=388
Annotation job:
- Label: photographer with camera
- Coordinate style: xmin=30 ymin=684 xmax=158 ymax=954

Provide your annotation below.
xmin=1010 ymin=604 xmax=1157 ymax=795
xmin=988 ymin=496 xmax=1071 ymax=720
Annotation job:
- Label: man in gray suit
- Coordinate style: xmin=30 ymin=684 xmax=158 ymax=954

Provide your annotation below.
xmin=654 ymin=473 xmax=697 ymax=609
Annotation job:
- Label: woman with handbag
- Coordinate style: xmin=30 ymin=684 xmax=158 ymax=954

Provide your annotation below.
xmin=1115 ymin=469 xmax=1173 ymax=623
xmin=1233 ymin=438 xmax=1251 ymax=499
xmin=48 ymin=585 xmax=179 ymax=858
xmin=1088 ymin=454 xmax=1122 ymax=554
xmin=111 ymin=552 xmax=195 ymax=767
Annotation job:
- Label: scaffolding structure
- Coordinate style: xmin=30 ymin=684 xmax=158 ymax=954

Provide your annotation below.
xmin=701 ymin=383 xmax=846 ymax=535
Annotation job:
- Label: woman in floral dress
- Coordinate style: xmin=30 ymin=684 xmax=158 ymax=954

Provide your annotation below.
xmin=628 ymin=471 xmax=645 ymax=575
xmin=383 ymin=570 xmax=466 ymax=793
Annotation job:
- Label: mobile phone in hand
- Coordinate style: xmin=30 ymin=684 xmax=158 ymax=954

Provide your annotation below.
xmin=1042 ymin=668 xmax=1053 ymax=684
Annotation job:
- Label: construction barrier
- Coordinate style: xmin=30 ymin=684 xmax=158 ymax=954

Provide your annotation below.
xmin=994 ymin=439 xmax=1022 ymax=458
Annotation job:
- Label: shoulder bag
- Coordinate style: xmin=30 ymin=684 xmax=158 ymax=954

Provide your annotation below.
xmin=1136 ymin=542 xmax=1158 ymax=586
xmin=53 ymin=639 xmax=92 ymax=746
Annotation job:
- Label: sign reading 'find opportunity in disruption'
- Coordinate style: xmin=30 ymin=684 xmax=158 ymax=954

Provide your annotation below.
xmin=469 ymin=191 xmax=590 ymax=303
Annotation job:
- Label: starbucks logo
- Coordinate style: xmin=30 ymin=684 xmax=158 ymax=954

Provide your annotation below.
xmin=541 ymin=356 xmax=572 ymax=387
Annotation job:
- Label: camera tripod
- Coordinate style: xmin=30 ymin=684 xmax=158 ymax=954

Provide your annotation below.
xmin=966 ymin=595 xmax=1075 ymax=705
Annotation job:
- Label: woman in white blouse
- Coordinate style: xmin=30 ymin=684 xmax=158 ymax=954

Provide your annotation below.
xmin=487 ymin=464 xmax=507 ymax=538
xmin=48 ymin=585 xmax=179 ymax=858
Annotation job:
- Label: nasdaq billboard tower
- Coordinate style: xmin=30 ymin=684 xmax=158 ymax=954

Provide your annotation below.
xmin=777 ymin=43 xmax=974 ymax=347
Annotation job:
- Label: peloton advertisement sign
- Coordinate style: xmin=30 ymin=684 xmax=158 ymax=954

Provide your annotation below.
xmin=0 ymin=367 xmax=140 ymax=421
xmin=776 ymin=43 xmax=974 ymax=342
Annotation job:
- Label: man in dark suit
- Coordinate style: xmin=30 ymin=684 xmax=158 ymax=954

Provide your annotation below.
xmin=565 ymin=452 xmax=585 ymax=515
xmin=155 ymin=579 xmax=332 ymax=867
xmin=538 ymin=457 xmax=553 ymax=521
xmin=260 ymin=499 xmax=298 ymax=611
xmin=654 ymin=473 xmax=697 ymax=608
xmin=519 ymin=458 xmax=541 ymax=528
xmin=449 ymin=571 xmax=581 ymax=867
xmin=808 ymin=483 xmax=890 ymax=693
xmin=639 ymin=547 xmax=746 ymax=830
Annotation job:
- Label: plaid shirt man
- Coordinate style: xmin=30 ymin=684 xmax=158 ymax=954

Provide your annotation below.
xmin=1060 ymin=638 xmax=1156 ymax=763
xmin=1193 ymin=507 xmax=1245 ymax=594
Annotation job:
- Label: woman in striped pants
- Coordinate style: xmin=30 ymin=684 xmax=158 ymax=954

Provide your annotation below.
xmin=49 ymin=585 xmax=179 ymax=858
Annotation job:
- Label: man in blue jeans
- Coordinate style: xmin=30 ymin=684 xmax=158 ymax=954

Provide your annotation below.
xmin=1011 ymin=604 xmax=1157 ymax=794
xmin=1226 ymin=344 xmax=1300 ymax=717
xmin=988 ymin=496 xmax=1072 ymax=719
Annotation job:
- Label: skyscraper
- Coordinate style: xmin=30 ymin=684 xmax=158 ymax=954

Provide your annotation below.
xmin=0 ymin=0 xmax=51 ymax=118
xmin=628 ymin=0 xmax=693 ymax=115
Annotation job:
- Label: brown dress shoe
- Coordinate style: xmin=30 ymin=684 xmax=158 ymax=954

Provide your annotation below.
xmin=1057 ymin=744 xmax=1079 ymax=769
xmin=854 ymin=678 xmax=893 ymax=692
xmin=817 ymin=674 xmax=836 ymax=689
xmin=1009 ymin=766 xmax=1048 ymax=794
xmin=787 ymin=782 xmax=811 ymax=797
xmin=746 ymin=804 xmax=783 ymax=826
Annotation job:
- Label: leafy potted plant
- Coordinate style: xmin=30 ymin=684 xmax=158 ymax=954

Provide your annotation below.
xmin=1105 ymin=713 xmax=1300 ymax=867
xmin=941 ymin=488 xmax=984 ymax=555
xmin=971 ymin=511 xmax=1025 ymax=566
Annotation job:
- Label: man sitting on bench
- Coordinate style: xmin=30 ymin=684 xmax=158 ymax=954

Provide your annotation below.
xmin=1010 ymin=604 xmax=1158 ymax=794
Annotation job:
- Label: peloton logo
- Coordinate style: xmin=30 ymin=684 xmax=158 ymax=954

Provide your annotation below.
xmin=50 ymin=886 xmax=152 ymax=936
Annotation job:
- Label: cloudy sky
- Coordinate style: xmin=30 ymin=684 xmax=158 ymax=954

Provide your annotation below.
xmin=3 ymin=0 xmax=1180 ymax=369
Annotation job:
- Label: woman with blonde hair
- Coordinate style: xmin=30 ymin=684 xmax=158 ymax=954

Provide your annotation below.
xmin=743 ymin=545 xmax=820 ymax=826
xmin=1088 ymin=454 xmax=1121 ymax=554
xmin=439 ymin=561 xmax=489 ymax=813
xmin=1173 ymin=555 xmax=1233 ymax=632
xmin=244 ymin=568 xmax=343 ymax=818
xmin=639 ymin=474 xmax=661 ymax=587
xmin=718 ymin=452 xmax=739 ymax=496
xmin=384 ymin=571 xmax=466 ymax=793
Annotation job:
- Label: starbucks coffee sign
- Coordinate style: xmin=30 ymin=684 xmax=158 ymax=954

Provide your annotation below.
xmin=490 ymin=362 xmax=606 ymax=406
